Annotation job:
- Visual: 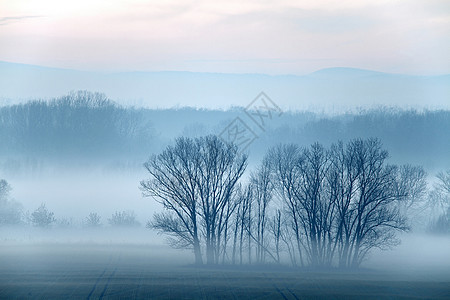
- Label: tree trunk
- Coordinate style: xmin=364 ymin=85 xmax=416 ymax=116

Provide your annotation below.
xmin=193 ymin=236 xmax=203 ymax=265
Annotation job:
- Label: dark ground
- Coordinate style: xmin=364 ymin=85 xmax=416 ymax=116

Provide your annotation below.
xmin=0 ymin=243 xmax=449 ymax=299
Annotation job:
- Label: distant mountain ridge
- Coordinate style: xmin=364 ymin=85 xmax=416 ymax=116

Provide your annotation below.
xmin=0 ymin=61 xmax=449 ymax=111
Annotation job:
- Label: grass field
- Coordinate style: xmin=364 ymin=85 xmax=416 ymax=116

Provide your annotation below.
xmin=1 ymin=242 xmax=449 ymax=299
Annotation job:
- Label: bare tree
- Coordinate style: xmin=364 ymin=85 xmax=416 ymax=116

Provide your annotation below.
xmin=193 ymin=136 xmax=247 ymax=264
xmin=337 ymin=139 xmax=410 ymax=268
xmin=0 ymin=179 xmax=23 ymax=225
xmin=280 ymin=217 xmax=298 ymax=266
xmin=328 ymin=141 xmax=361 ymax=268
xmin=231 ymin=184 xmax=243 ymax=265
xmin=437 ymin=170 xmax=450 ymax=194
xmin=231 ymin=183 xmax=253 ymax=265
xmin=271 ymin=143 xmax=336 ymax=267
xmin=269 ymin=209 xmax=283 ymax=264
xmin=297 ymin=143 xmax=335 ymax=267
xmin=218 ymin=191 xmax=240 ymax=264
xmin=395 ymin=165 xmax=427 ymax=212
xmin=141 ymin=135 xmax=247 ymax=265
xmin=250 ymin=156 xmax=273 ymax=263
xmin=269 ymin=144 xmax=305 ymax=267
xmin=141 ymin=137 xmax=203 ymax=264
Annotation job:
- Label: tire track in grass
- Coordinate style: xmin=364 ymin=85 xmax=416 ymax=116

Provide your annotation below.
xmin=86 ymin=267 xmax=108 ymax=300
xmin=98 ymin=253 xmax=122 ymax=299
xmin=98 ymin=266 xmax=118 ymax=299
xmin=273 ymin=284 xmax=289 ymax=300
xmin=86 ymin=253 xmax=114 ymax=300
xmin=285 ymin=287 xmax=300 ymax=300
xmin=263 ymin=272 xmax=289 ymax=300
xmin=279 ymin=273 xmax=300 ymax=300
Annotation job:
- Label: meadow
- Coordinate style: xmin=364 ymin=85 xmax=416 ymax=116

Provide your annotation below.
xmin=1 ymin=241 xmax=449 ymax=299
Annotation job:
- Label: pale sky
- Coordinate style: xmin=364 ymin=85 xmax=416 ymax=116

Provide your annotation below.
xmin=0 ymin=0 xmax=449 ymax=75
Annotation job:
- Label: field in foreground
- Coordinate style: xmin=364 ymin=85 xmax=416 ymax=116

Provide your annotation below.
xmin=0 ymin=243 xmax=449 ymax=299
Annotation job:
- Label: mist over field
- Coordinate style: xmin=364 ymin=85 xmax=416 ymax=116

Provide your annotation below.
xmin=0 ymin=92 xmax=448 ymax=244
xmin=0 ymin=86 xmax=449 ymax=299
xmin=1 ymin=0 xmax=450 ymax=298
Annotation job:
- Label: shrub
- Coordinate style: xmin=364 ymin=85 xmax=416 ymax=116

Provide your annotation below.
xmin=31 ymin=204 xmax=55 ymax=227
xmin=108 ymin=210 xmax=140 ymax=227
xmin=85 ymin=212 xmax=101 ymax=227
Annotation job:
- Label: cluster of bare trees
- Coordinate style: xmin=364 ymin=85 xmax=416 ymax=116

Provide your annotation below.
xmin=142 ymin=136 xmax=427 ymax=268
xmin=141 ymin=136 xmax=246 ymax=264
xmin=266 ymin=140 xmax=426 ymax=268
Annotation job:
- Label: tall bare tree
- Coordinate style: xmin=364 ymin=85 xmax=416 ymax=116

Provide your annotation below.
xmin=269 ymin=209 xmax=283 ymax=264
xmin=328 ymin=141 xmax=361 ymax=268
xmin=231 ymin=183 xmax=253 ymax=265
xmin=271 ymin=143 xmax=336 ymax=267
xmin=250 ymin=156 xmax=273 ymax=263
xmin=141 ymin=137 xmax=203 ymax=264
xmin=194 ymin=136 xmax=247 ymax=264
xmin=141 ymin=135 xmax=247 ymax=265
xmin=336 ymin=139 xmax=410 ymax=268
xmin=269 ymin=144 xmax=305 ymax=267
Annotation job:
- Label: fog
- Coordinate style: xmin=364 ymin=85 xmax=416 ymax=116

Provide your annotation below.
xmin=1 ymin=62 xmax=450 ymax=112
xmin=1 ymin=91 xmax=449 ymax=299
xmin=365 ymin=233 xmax=450 ymax=279
xmin=2 ymin=0 xmax=450 ymax=297
xmin=1 ymin=102 xmax=449 ymax=251
xmin=8 ymin=171 xmax=154 ymax=225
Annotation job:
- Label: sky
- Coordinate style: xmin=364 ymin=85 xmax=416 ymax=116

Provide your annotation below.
xmin=0 ymin=0 xmax=449 ymax=75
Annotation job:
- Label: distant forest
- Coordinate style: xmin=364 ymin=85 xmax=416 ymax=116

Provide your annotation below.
xmin=0 ymin=91 xmax=449 ymax=173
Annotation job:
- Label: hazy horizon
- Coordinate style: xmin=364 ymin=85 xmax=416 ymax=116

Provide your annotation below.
xmin=1 ymin=61 xmax=449 ymax=111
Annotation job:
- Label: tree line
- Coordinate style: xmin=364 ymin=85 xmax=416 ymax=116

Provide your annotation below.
xmin=141 ymin=135 xmax=442 ymax=268
xmin=0 ymin=91 xmax=152 ymax=159
xmin=1 ymin=92 xmax=449 ymax=172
